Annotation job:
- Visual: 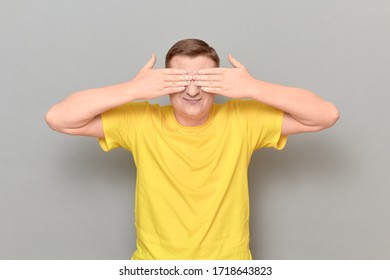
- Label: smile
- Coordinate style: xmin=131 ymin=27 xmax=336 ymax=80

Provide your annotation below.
xmin=183 ymin=98 xmax=202 ymax=103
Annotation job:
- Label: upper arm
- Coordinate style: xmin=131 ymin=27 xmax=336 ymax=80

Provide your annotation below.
xmin=281 ymin=113 xmax=326 ymax=136
xmin=58 ymin=115 xmax=104 ymax=138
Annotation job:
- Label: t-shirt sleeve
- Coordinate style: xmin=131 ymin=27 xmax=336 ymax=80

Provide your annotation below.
xmin=98 ymin=101 xmax=148 ymax=152
xmin=237 ymin=100 xmax=287 ymax=151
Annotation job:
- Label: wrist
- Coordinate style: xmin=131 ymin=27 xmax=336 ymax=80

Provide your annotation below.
xmin=120 ymin=81 xmax=141 ymax=101
xmin=249 ymin=79 xmax=266 ymax=100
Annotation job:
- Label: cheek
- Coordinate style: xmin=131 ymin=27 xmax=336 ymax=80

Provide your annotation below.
xmin=170 ymin=94 xmax=185 ymax=112
xmin=203 ymin=93 xmax=215 ymax=103
xmin=169 ymin=93 xmax=179 ymax=103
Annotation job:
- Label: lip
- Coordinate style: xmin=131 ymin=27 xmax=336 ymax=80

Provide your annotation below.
xmin=183 ymin=98 xmax=202 ymax=103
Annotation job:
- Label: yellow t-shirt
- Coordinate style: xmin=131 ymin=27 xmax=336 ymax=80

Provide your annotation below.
xmin=99 ymin=99 xmax=287 ymax=259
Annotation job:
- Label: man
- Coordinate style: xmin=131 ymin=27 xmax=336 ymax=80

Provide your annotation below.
xmin=46 ymin=38 xmax=339 ymax=259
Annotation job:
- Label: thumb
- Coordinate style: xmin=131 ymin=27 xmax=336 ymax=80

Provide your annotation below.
xmin=142 ymin=53 xmax=156 ymax=70
xmin=228 ymin=54 xmax=245 ymax=68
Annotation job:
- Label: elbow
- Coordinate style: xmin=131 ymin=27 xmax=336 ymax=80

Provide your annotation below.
xmin=322 ymin=103 xmax=340 ymax=129
xmin=45 ymin=105 xmax=62 ymax=132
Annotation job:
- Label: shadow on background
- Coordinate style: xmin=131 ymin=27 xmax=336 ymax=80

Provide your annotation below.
xmin=248 ymin=134 xmax=351 ymax=259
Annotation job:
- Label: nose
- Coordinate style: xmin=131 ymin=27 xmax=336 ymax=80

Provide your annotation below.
xmin=185 ymin=81 xmax=200 ymax=97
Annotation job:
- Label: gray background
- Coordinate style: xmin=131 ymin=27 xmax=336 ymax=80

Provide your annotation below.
xmin=1 ymin=0 xmax=389 ymax=259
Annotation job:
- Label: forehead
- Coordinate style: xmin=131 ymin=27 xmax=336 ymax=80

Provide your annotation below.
xmin=169 ymin=55 xmax=216 ymax=74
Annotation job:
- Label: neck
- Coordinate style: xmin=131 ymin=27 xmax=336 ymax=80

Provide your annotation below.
xmin=174 ymin=112 xmax=210 ymax=127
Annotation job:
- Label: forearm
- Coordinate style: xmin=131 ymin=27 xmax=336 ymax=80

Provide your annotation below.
xmin=251 ymin=80 xmax=339 ymax=128
xmin=194 ymin=55 xmax=339 ymax=132
xmin=46 ymin=81 xmax=135 ymax=131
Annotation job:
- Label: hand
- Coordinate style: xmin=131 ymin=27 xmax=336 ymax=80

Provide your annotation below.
xmin=128 ymin=54 xmax=191 ymax=100
xmin=193 ymin=54 xmax=259 ymax=99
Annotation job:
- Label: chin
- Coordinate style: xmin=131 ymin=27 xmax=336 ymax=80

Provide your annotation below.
xmin=170 ymin=93 xmax=214 ymax=124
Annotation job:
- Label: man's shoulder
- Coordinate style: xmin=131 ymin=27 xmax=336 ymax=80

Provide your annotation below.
xmin=103 ymin=101 xmax=170 ymax=123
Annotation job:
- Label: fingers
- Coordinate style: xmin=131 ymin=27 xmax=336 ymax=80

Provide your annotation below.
xmin=194 ymin=80 xmax=222 ymax=88
xmin=196 ymin=54 xmax=244 ymax=75
xmin=142 ymin=54 xmax=188 ymax=74
xmin=162 ymin=73 xmax=191 ymax=94
xmin=163 ymin=73 xmax=192 ymax=82
xmin=198 ymin=86 xmax=221 ymax=94
xmin=228 ymin=54 xmax=245 ymax=68
xmin=197 ymin=68 xmax=223 ymax=75
xmin=193 ymin=74 xmax=221 ymax=81
xmin=142 ymin=53 xmax=157 ymax=70
xmin=166 ymin=80 xmax=191 ymax=87
xmin=162 ymin=68 xmax=188 ymax=75
xmin=193 ymin=72 xmax=223 ymax=88
xmin=164 ymin=86 xmax=186 ymax=95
